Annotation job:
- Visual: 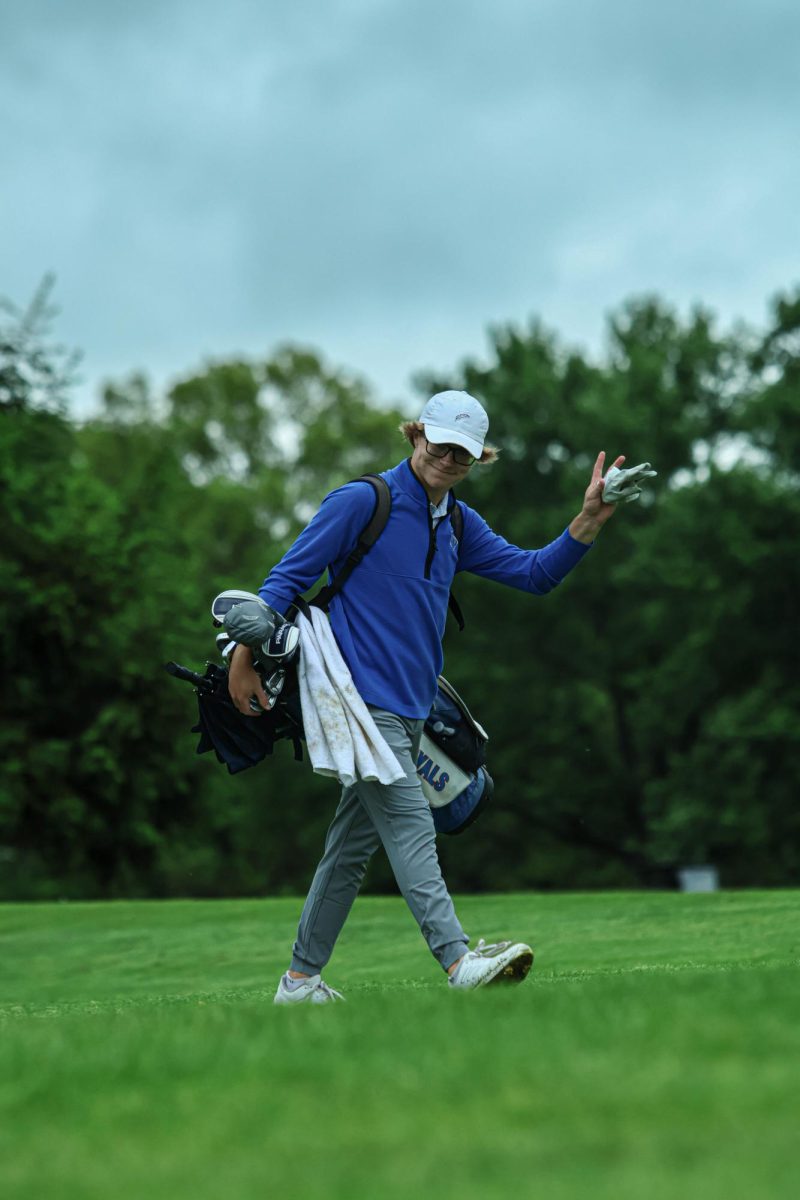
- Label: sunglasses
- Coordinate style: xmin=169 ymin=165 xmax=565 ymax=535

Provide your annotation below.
xmin=425 ymin=440 xmax=476 ymax=467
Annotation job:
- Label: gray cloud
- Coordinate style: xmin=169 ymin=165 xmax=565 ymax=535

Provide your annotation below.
xmin=2 ymin=0 xmax=799 ymax=411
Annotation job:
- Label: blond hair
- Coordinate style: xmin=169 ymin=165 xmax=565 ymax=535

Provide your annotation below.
xmin=398 ymin=420 xmax=500 ymax=465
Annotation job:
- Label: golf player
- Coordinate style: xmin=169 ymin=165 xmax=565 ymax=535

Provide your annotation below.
xmin=228 ymin=391 xmax=625 ymax=1003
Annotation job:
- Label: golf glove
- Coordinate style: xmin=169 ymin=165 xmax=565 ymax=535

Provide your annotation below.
xmin=602 ymin=462 xmax=657 ymax=504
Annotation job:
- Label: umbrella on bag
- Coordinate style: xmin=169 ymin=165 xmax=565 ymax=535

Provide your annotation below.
xmin=164 ymin=660 xmax=304 ymax=774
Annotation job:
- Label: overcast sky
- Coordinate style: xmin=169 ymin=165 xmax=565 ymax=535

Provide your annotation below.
xmin=2 ymin=0 xmax=799 ymax=413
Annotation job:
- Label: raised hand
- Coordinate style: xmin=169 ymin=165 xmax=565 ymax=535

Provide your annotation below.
xmin=568 ymin=451 xmax=626 ymax=543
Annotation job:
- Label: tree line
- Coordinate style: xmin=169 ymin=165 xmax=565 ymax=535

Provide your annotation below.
xmin=1 ymin=278 xmax=798 ymax=898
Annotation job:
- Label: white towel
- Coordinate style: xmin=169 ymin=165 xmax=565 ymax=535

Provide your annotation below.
xmin=295 ymin=607 xmax=405 ymax=788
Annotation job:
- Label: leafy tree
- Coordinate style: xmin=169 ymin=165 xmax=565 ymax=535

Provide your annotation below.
xmin=2 ymin=284 xmax=798 ymax=897
xmin=0 ymin=274 xmax=80 ymax=414
xmin=0 ymin=315 xmax=408 ymax=898
xmin=425 ymin=297 xmax=799 ymax=889
xmin=738 ymin=287 xmax=800 ymax=477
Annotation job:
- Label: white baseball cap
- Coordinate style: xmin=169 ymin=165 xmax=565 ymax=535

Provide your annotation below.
xmin=419 ymin=390 xmax=489 ymax=459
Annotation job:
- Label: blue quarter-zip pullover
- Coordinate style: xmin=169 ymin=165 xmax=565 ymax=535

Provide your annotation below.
xmin=260 ymin=459 xmax=591 ymax=718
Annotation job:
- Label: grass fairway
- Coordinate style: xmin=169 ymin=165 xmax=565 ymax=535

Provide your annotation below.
xmin=1 ymin=891 xmax=798 ymax=1200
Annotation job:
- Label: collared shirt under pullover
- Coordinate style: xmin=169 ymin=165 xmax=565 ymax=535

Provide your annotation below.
xmin=259 ymin=458 xmax=591 ymax=719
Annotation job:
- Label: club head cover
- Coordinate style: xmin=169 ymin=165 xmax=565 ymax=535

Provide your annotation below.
xmin=211 ymin=588 xmax=263 ymax=628
xmin=222 ymin=598 xmax=279 ymax=647
xmin=602 ymin=462 xmax=658 ymax=503
xmin=261 ymin=623 xmax=300 ymax=664
xmin=215 ymin=631 xmax=236 ymax=659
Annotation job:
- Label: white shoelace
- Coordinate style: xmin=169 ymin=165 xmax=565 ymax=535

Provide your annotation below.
xmin=472 ymin=938 xmax=513 ymax=957
xmin=314 ymin=978 xmax=345 ymax=1001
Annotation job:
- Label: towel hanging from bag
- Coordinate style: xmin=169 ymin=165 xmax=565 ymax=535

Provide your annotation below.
xmin=295 ymin=606 xmax=405 ymax=788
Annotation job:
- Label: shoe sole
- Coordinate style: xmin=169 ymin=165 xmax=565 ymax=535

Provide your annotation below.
xmin=485 ymin=948 xmax=534 ymax=985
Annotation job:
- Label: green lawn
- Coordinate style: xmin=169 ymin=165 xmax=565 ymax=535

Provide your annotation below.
xmin=1 ymin=891 xmax=798 ymax=1200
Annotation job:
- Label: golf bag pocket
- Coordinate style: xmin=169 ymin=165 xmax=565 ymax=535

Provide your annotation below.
xmin=418 ymin=677 xmax=493 ymax=835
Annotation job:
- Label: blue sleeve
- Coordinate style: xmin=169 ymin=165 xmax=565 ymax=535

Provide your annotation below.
xmin=258 ymin=482 xmax=377 ymax=615
xmin=456 ymin=503 xmax=592 ymax=594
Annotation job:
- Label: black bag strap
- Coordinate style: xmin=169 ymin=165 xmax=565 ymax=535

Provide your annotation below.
xmin=294 ymin=473 xmax=466 ymax=628
xmin=447 ymin=592 xmax=465 ymax=632
xmin=308 ymin=474 xmax=391 ymax=612
xmin=447 ymin=499 xmax=465 ymax=631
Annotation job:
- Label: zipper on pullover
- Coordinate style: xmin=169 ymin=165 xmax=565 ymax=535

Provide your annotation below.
xmin=424 ymin=510 xmax=443 ymax=578
xmin=409 ymin=461 xmax=448 ymax=580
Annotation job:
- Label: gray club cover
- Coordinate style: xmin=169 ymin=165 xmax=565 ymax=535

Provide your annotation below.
xmin=223 ymin=599 xmax=299 ymax=663
xmin=223 ymin=598 xmax=280 ymax=664
xmin=602 ymin=462 xmax=657 ymax=504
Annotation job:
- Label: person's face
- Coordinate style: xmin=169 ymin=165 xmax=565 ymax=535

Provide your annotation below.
xmin=410 ymin=433 xmax=475 ymax=494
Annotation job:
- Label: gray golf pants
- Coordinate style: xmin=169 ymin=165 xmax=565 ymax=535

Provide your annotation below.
xmin=290 ymin=707 xmax=469 ymax=975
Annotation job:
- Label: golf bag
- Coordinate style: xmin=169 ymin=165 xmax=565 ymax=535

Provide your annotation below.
xmin=418 ymin=677 xmax=493 ymax=835
xmin=165 ymin=474 xmax=492 ymax=834
xmin=165 ymin=658 xmax=305 ymax=772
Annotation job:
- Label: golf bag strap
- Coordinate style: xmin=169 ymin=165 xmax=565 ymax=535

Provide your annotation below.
xmin=290 ymin=595 xmax=314 ymax=620
xmin=293 ymin=475 xmax=466 ymax=628
xmin=310 ymin=474 xmax=391 ymax=612
xmin=447 ymin=591 xmax=465 ymax=632
xmin=447 ymin=500 xmax=465 ymax=631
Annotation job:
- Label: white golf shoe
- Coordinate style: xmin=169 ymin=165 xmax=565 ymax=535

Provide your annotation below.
xmin=448 ymin=938 xmax=534 ymax=990
xmin=273 ymin=972 xmax=345 ymax=1005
